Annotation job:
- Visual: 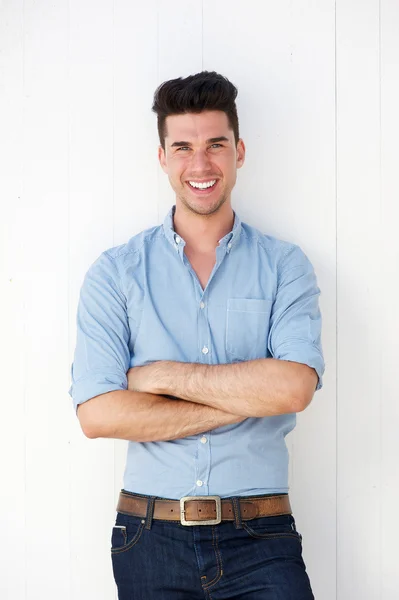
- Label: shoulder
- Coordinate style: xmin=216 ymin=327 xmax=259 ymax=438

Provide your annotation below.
xmin=240 ymin=221 xmax=307 ymax=265
xmin=104 ymin=224 xmax=163 ymax=261
xmin=83 ymin=223 xmax=164 ymax=285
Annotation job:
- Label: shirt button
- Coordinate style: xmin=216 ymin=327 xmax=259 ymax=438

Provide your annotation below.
xmin=196 ymin=480 xmax=203 ymax=487
xmin=201 ymin=346 xmax=209 ymax=355
xmin=200 ymin=302 xmax=205 ymax=309
xmin=227 ymin=242 xmax=232 ymax=250
xmin=175 ymin=236 xmax=181 ymax=244
xmin=200 ymin=436 xmax=207 ymax=444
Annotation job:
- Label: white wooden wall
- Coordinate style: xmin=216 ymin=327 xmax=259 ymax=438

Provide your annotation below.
xmin=1 ymin=1 xmax=398 ymax=598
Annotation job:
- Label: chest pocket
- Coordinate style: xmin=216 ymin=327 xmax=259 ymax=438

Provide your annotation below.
xmin=226 ymin=298 xmax=273 ymax=362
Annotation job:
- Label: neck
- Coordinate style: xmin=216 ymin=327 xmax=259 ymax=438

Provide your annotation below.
xmin=173 ymin=201 xmax=234 ymax=254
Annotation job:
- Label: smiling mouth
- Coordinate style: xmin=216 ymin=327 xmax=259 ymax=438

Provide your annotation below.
xmin=186 ymin=180 xmax=218 ymax=193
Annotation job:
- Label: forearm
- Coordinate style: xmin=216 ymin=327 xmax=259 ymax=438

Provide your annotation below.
xmin=145 ymin=358 xmax=316 ymax=418
xmin=77 ymin=389 xmax=245 ymax=443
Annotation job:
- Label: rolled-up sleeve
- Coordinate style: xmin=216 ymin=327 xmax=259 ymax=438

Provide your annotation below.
xmin=68 ymin=251 xmax=131 ymax=412
xmin=268 ymin=244 xmax=325 ymax=391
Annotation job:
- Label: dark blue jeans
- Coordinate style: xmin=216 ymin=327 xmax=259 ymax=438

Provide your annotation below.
xmin=111 ymin=499 xmax=314 ymax=599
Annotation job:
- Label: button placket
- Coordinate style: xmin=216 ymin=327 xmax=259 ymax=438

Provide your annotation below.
xmin=198 ymin=292 xmax=210 ymax=363
xmin=196 ymin=290 xmax=211 ymax=490
xmin=196 ymin=430 xmax=211 ymax=497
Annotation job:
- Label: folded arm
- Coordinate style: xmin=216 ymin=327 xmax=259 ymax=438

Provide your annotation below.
xmin=77 ymin=389 xmax=245 ymax=442
xmin=127 ymin=358 xmax=318 ymax=418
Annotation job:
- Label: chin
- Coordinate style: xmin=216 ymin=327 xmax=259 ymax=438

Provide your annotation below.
xmin=180 ymin=196 xmax=227 ymax=216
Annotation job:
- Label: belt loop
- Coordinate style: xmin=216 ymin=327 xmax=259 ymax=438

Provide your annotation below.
xmin=232 ymin=497 xmax=243 ymax=529
xmin=145 ymin=496 xmax=156 ymax=530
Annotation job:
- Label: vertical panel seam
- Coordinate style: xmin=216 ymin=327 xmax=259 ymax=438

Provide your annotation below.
xmin=112 ymin=0 xmax=115 ymax=249
xmin=334 ymin=2 xmax=338 ymax=599
xmin=378 ymin=1 xmax=382 ymax=597
xmin=22 ymin=0 xmax=27 ymax=597
xmin=202 ymin=0 xmax=204 ymax=70
xmin=156 ymin=1 xmax=160 ymax=224
xmin=67 ymin=0 xmax=72 ymax=597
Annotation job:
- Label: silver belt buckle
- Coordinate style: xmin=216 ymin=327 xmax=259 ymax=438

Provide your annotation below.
xmin=180 ymin=495 xmax=222 ymax=526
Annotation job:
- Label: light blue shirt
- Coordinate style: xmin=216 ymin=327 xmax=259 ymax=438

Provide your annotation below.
xmin=69 ymin=206 xmax=325 ymax=498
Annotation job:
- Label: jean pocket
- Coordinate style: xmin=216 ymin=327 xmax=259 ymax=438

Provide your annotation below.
xmin=226 ymin=298 xmax=273 ymax=361
xmin=111 ymin=513 xmax=145 ymax=554
xmin=243 ymin=514 xmax=302 ymax=542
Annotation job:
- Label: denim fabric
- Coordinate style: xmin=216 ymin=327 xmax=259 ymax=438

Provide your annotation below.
xmin=111 ymin=495 xmax=314 ymax=599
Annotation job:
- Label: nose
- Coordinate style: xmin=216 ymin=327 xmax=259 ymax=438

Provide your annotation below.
xmin=189 ymin=148 xmax=212 ymax=172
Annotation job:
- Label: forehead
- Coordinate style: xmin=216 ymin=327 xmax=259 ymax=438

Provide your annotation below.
xmin=165 ymin=110 xmax=232 ymax=142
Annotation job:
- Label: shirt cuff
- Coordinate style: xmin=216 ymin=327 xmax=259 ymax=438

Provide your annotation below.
xmin=69 ymin=370 xmax=128 ymax=413
xmin=274 ymin=343 xmax=325 ymax=391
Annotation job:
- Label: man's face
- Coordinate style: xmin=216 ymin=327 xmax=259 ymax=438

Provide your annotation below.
xmin=158 ymin=110 xmax=245 ymax=217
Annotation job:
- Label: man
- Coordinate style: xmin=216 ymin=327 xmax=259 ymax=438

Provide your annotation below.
xmin=69 ymin=71 xmax=325 ymax=599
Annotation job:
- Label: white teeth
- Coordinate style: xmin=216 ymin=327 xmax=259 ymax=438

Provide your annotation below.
xmin=188 ymin=180 xmax=216 ymax=189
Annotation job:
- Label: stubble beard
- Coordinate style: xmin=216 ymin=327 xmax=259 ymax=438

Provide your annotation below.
xmin=178 ymin=186 xmax=228 ymax=217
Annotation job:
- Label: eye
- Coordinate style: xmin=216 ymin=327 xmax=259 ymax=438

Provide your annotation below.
xmin=210 ymin=144 xmax=223 ymax=148
xmin=177 ymin=146 xmax=190 ymax=151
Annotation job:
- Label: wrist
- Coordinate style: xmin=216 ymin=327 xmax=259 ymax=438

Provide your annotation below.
xmin=153 ymin=360 xmax=199 ymax=400
xmin=151 ymin=361 xmax=173 ymax=395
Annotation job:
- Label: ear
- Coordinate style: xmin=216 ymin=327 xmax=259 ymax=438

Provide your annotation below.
xmin=236 ymin=139 xmax=246 ymax=169
xmin=158 ymin=145 xmax=168 ymax=173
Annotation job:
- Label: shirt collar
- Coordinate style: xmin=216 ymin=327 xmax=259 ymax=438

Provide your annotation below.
xmin=217 ymin=211 xmax=242 ymax=253
xmin=163 ymin=205 xmax=182 ymax=249
xmin=162 ymin=205 xmax=242 ymax=254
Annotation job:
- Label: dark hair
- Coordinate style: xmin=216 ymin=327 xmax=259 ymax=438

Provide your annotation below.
xmin=152 ymin=71 xmax=240 ymax=150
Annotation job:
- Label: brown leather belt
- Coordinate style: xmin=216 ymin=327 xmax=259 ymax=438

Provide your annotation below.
xmin=117 ymin=491 xmax=291 ymax=526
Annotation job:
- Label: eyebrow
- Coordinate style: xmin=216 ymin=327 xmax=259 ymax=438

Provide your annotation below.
xmin=170 ymin=136 xmax=230 ymax=148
